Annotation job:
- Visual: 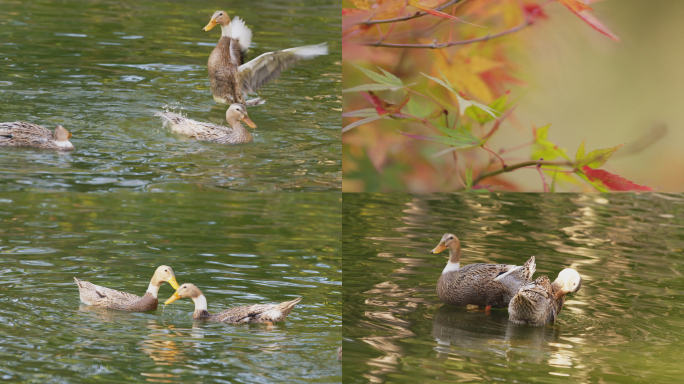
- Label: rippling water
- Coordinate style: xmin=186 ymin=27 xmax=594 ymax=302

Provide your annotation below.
xmin=0 ymin=0 xmax=340 ymax=192
xmin=0 ymin=193 xmax=341 ymax=383
xmin=343 ymin=193 xmax=684 ymax=383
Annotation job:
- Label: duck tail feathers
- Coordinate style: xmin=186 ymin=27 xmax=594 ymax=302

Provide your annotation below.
xmin=494 ymin=265 xmax=521 ymax=281
xmin=230 ymin=17 xmax=252 ymax=52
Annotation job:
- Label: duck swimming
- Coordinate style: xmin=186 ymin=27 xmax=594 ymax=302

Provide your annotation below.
xmin=503 ymin=268 xmax=582 ymax=326
xmin=431 ymin=233 xmax=536 ymax=310
xmin=74 ymin=266 xmax=180 ymax=311
xmin=0 ymin=122 xmax=73 ymax=151
xmin=164 ymin=283 xmax=301 ymax=324
xmin=202 ymin=11 xmax=328 ymax=106
xmin=156 ymin=103 xmax=257 ymax=144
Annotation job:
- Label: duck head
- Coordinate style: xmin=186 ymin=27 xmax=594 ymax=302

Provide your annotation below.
xmin=227 ymin=103 xmax=256 ymax=129
xmin=53 ymin=125 xmax=72 ymax=141
xmin=431 ymin=233 xmax=462 ymax=273
xmin=554 ymin=268 xmax=582 ymax=294
xmin=203 ymin=11 xmax=230 ymax=31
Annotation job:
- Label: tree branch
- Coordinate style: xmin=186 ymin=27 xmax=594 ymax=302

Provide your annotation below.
xmin=362 ymin=19 xmax=533 ymax=48
xmin=471 ymin=160 xmax=575 ymax=186
xmin=356 ymin=0 xmax=462 ymax=26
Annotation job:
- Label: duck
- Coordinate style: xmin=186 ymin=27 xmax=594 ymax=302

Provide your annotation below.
xmin=156 ymin=103 xmax=257 ymax=144
xmin=431 ymin=233 xmax=535 ymax=311
xmin=0 ymin=122 xmax=73 ymax=151
xmin=504 ymin=268 xmax=582 ymax=326
xmin=164 ymin=283 xmax=301 ymax=324
xmin=74 ymin=266 xmax=180 ymax=311
xmin=202 ymin=11 xmax=328 ymax=106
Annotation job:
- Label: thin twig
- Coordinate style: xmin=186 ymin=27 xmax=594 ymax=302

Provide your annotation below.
xmin=536 ymin=163 xmax=549 ymax=192
xmin=471 ymin=160 xmax=575 ymax=186
xmin=356 ymin=0 xmax=461 ymax=26
xmin=481 ymin=146 xmax=506 ymax=169
xmin=363 ymin=18 xmax=532 ymax=48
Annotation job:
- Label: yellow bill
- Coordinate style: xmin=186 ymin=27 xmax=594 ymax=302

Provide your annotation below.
xmin=203 ymin=18 xmax=218 ymax=31
xmin=242 ymin=116 xmax=257 ymax=129
xmin=167 ymin=276 xmax=180 ymax=290
xmin=431 ymin=244 xmax=447 ymax=254
xmin=164 ymin=291 xmax=181 ymax=305
xmin=68 ymin=132 xmax=73 ymax=138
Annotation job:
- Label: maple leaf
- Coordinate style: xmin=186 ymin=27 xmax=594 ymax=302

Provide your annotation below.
xmin=433 ymin=47 xmax=504 ymax=102
xmin=574 ymin=140 xmax=623 ymax=168
xmin=581 ymin=166 xmax=653 ymax=191
xmin=350 ymin=0 xmax=371 ymax=10
xmin=523 ymin=4 xmax=548 ymax=21
xmin=361 ymin=91 xmax=411 ymax=115
xmin=407 ymin=0 xmax=483 ymax=27
xmin=558 ymin=0 xmax=620 ymax=41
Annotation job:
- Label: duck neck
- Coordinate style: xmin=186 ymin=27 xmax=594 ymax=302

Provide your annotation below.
xmin=229 ymin=121 xmax=252 ymax=142
xmin=146 ymin=276 xmax=162 ymax=298
xmin=192 ymin=294 xmax=212 ymax=319
xmin=442 ymin=243 xmax=461 ymax=274
xmin=220 ymin=23 xmax=232 ymax=37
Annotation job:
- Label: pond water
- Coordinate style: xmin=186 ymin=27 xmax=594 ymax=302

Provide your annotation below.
xmin=0 ymin=193 xmax=341 ymax=383
xmin=343 ymin=193 xmax=684 ymax=383
xmin=0 ymin=0 xmax=340 ymax=192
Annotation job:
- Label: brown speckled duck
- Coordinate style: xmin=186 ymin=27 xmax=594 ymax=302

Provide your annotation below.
xmin=0 ymin=122 xmax=73 ymax=151
xmin=156 ymin=103 xmax=256 ymax=144
xmin=74 ymin=266 xmax=180 ymax=311
xmin=202 ymin=11 xmax=328 ymax=106
xmin=164 ymin=283 xmax=301 ymax=324
xmin=504 ymin=268 xmax=582 ymax=326
xmin=431 ymin=233 xmax=535 ymax=310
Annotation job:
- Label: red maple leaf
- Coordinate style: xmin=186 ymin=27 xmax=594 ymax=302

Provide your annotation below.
xmin=582 ymin=166 xmax=653 ymax=191
xmin=361 ymin=92 xmax=410 ymax=116
xmin=523 ymin=4 xmax=548 ymax=21
xmin=558 ymin=0 xmax=619 ymax=41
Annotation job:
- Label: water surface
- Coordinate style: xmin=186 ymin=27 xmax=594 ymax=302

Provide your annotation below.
xmin=343 ymin=193 xmax=684 ymax=383
xmin=0 ymin=192 xmax=341 ymax=383
xmin=0 ymin=0 xmax=340 ymax=192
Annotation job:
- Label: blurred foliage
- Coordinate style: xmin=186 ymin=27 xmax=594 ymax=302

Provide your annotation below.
xmin=343 ymin=0 xmax=656 ymax=192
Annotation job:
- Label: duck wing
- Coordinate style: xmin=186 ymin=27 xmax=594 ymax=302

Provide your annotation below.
xmin=237 ymin=42 xmax=328 ymax=94
xmin=74 ymin=277 xmax=142 ymax=306
xmin=214 ymin=298 xmax=301 ymax=323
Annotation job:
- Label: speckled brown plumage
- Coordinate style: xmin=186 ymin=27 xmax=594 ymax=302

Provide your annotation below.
xmin=74 ymin=266 xmax=179 ymax=312
xmin=156 ymin=103 xmax=256 ymax=144
xmin=202 ymin=11 xmax=327 ymax=106
xmin=0 ymin=122 xmax=73 ymax=151
xmin=508 ymin=268 xmax=582 ymax=326
xmin=208 ymin=37 xmax=244 ymax=104
xmin=431 ymin=233 xmax=536 ymax=308
xmin=436 ymin=257 xmax=536 ymax=308
xmin=165 ymin=283 xmax=301 ymax=324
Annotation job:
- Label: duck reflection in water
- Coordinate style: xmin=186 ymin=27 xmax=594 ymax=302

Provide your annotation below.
xmin=431 ymin=305 xmax=563 ymax=364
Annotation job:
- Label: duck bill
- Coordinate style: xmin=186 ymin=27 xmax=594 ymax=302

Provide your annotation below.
xmin=164 ymin=291 xmax=181 ymax=305
xmin=242 ymin=116 xmax=257 ymax=129
xmin=431 ymin=244 xmax=446 ymax=254
xmin=167 ymin=276 xmax=180 ymax=290
xmin=68 ymin=132 xmax=72 ymax=139
xmin=203 ymin=19 xmax=218 ymax=31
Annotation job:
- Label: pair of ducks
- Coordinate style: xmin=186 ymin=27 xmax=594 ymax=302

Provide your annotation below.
xmin=74 ymin=266 xmax=301 ymax=324
xmin=0 ymin=105 xmax=253 ymax=150
xmin=0 ymin=11 xmax=327 ymax=149
xmin=431 ymin=234 xmax=582 ymax=326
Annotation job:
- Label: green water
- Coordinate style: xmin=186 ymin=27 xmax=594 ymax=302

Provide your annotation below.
xmin=0 ymin=193 xmax=341 ymax=383
xmin=343 ymin=193 xmax=684 ymax=383
xmin=0 ymin=0 xmax=340 ymax=192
